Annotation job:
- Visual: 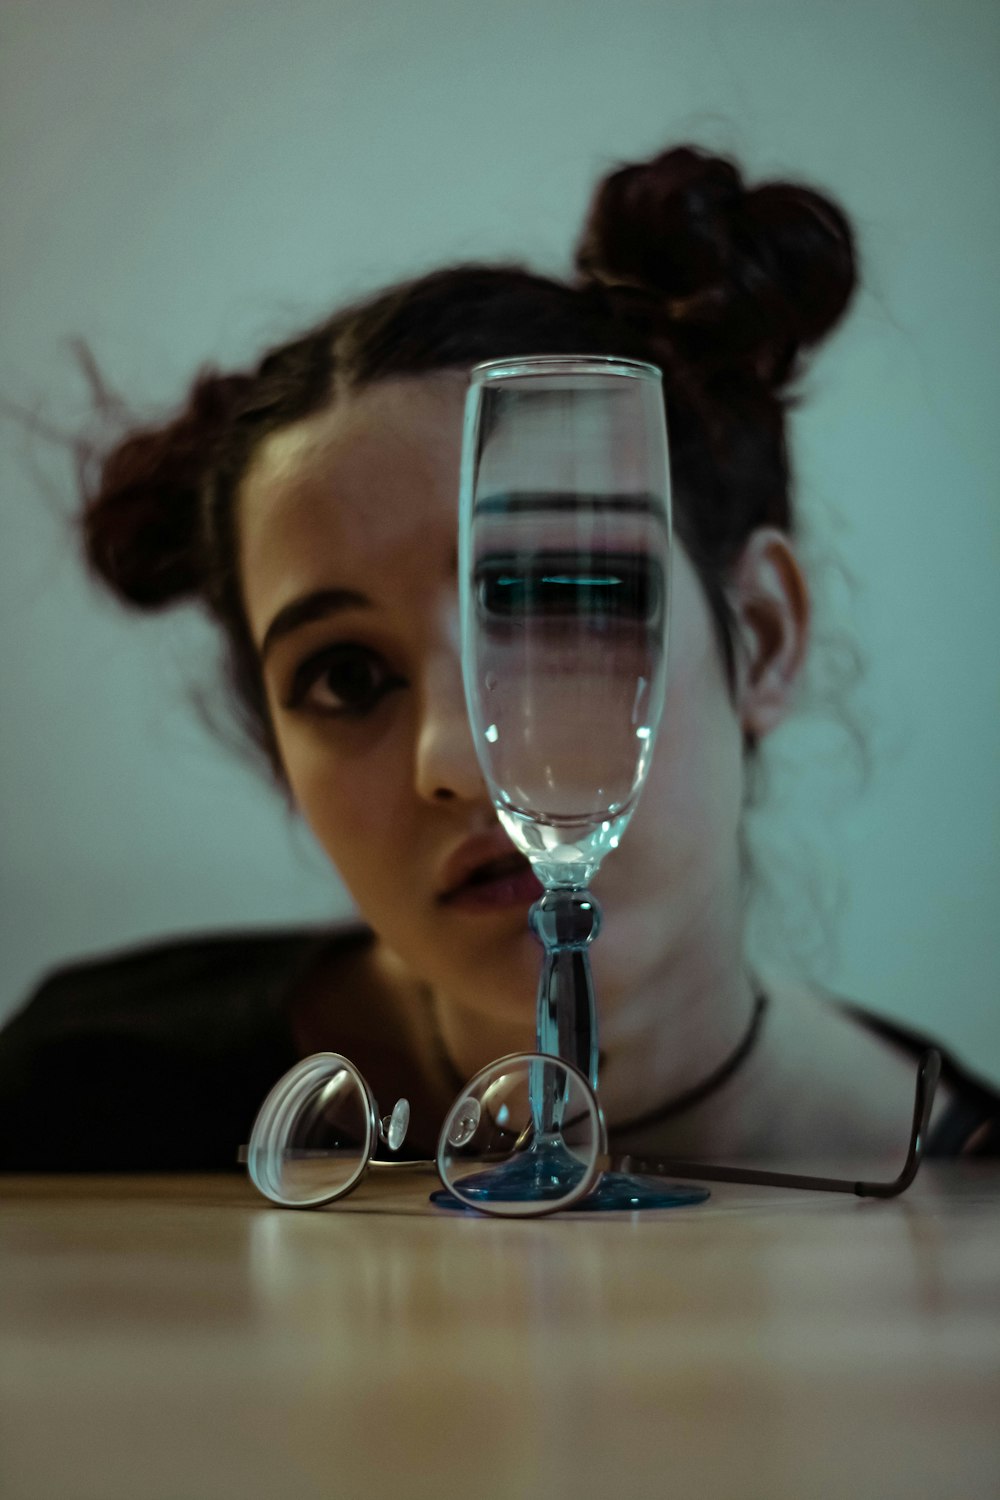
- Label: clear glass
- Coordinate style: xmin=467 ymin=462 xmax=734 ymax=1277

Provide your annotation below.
xmin=459 ymin=356 xmax=689 ymax=1210
xmin=460 ymin=356 xmax=671 ymax=890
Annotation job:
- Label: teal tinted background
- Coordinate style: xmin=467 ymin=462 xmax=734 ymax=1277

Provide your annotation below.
xmin=1 ymin=2 xmax=997 ymax=1072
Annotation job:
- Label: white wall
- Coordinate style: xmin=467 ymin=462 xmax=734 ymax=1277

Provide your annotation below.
xmin=2 ymin=1 xmax=998 ymax=1071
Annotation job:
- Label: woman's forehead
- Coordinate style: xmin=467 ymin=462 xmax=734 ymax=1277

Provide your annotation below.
xmin=242 ymin=374 xmax=467 ymax=520
xmin=238 ymin=376 xmax=467 ymax=608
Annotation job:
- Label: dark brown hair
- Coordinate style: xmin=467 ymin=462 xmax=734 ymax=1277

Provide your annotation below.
xmin=78 ymin=144 xmax=856 ymax=777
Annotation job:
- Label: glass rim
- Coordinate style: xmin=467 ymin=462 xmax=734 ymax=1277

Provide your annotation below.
xmin=468 ymin=354 xmax=662 ymax=385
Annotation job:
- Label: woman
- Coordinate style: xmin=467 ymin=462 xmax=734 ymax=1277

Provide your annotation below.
xmin=1 ymin=144 xmax=995 ymax=1170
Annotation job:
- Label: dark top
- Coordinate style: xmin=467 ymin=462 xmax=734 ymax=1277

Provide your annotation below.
xmin=0 ymin=926 xmax=997 ymax=1170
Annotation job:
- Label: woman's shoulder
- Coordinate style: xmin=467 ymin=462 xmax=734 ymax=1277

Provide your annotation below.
xmin=831 ymin=994 xmax=1000 ymax=1159
xmin=5 ymin=922 xmax=369 ymax=1034
xmin=0 ymin=922 xmax=371 ymax=1171
xmin=771 ymin=976 xmax=1000 ymax=1161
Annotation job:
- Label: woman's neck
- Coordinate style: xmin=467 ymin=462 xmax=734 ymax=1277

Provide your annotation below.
xmin=367 ymin=933 xmax=941 ymax=1161
xmin=593 ymin=931 xmax=759 ymax=1138
xmin=428 ymin=900 xmax=758 ymax=1138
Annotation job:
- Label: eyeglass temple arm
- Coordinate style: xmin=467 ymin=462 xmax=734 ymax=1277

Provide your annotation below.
xmin=235 ymin=1147 xmax=435 ymax=1170
xmin=618 ymin=1049 xmax=941 ymax=1200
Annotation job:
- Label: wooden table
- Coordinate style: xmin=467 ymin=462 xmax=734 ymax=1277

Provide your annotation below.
xmin=1 ymin=1166 xmax=998 ymax=1500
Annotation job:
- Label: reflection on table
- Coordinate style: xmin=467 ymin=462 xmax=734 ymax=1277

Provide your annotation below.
xmin=1 ymin=1166 xmax=998 ymax=1500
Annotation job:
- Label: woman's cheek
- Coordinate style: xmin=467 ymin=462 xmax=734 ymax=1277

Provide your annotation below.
xmin=296 ymin=769 xmax=384 ymax=859
xmin=603 ymin=650 xmax=743 ymax=903
xmin=290 ymin=741 xmax=419 ymax=901
xmin=275 ymin=732 xmax=366 ymax=849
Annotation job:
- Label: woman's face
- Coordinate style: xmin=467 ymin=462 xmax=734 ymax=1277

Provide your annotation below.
xmin=238 ymin=375 xmax=753 ymax=1042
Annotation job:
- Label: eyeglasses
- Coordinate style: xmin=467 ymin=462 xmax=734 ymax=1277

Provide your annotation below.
xmin=241 ymin=1046 xmax=941 ymax=1218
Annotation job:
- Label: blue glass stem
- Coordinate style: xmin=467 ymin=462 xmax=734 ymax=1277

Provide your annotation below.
xmin=430 ymin=886 xmax=712 ymax=1214
xmin=529 ymin=888 xmax=601 ymax=1096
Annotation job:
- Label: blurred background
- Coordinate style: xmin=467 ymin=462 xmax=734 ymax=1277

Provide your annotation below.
xmin=1 ymin=0 xmax=997 ymax=1070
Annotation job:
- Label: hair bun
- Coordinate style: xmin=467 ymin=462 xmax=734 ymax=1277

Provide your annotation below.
xmin=575 ymin=144 xmax=857 ymax=386
xmin=79 ymin=368 xmax=252 ymax=610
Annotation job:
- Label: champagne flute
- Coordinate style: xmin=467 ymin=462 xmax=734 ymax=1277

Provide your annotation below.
xmin=458 ymin=355 xmax=705 ymax=1210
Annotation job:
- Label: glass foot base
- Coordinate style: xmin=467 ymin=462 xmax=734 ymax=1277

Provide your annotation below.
xmin=430 ymin=1148 xmax=709 ymax=1213
xmin=575 ymin=1171 xmax=709 ymax=1211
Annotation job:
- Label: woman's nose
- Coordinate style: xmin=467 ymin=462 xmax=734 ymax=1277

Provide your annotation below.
xmin=414 ymin=651 xmax=487 ymax=805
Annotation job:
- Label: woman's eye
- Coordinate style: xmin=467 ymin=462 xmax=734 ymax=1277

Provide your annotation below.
xmin=285 ymin=644 xmax=405 ymax=717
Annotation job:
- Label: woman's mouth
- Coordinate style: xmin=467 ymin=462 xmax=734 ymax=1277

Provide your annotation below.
xmin=439 ymin=851 xmax=544 ymax=912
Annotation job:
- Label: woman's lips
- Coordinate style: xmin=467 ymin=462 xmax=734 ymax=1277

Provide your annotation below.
xmin=439 ymin=853 xmax=544 ymax=912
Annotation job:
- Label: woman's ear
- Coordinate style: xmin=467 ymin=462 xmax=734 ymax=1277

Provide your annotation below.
xmin=729 ymin=528 xmax=810 ymax=741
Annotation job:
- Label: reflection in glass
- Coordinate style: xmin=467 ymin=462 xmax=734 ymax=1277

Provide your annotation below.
xmin=458 ymin=357 xmax=703 ymax=1210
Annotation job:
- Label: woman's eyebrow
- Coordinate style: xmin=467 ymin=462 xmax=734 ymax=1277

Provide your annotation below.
xmin=259 ymin=588 xmax=372 ymax=662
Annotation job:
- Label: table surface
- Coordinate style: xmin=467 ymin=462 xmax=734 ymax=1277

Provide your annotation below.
xmin=2 ymin=1164 xmax=998 ymax=1500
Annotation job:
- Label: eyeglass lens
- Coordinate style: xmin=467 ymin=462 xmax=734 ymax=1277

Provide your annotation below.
xmin=436 ymin=1054 xmax=602 ymax=1216
xmin=247 ymin=1054 xmax=373 ymax=1207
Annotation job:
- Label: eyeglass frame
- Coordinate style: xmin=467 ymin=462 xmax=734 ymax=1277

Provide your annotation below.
xmin=239 ymin=1045 xmax=942 ymax=1216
